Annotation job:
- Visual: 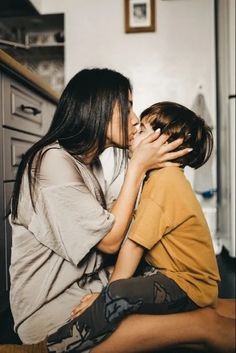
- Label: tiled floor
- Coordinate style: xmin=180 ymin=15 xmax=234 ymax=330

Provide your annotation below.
xmin=0 ymin=247 xmax=235 ymax=350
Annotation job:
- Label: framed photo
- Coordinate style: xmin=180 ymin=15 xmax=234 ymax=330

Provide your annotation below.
xmin=124 ymin=0 xmax=155 ymax=33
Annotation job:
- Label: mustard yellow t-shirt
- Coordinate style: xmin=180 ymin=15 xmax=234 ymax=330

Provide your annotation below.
xmin=128 ymin=167 xmax=220 ymax=307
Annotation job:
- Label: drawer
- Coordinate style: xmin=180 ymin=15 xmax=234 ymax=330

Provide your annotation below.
xmin=2 ymin=74 xmax=46 ymax=136
xmin=3 ymin=128 xmax=39 ymax=181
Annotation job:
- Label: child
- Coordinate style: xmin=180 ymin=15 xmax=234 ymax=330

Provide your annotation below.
xmin=47 ymin=101 xmax=221 ymax=353
xmin=108 ymin=101 xmax=220 ymax=308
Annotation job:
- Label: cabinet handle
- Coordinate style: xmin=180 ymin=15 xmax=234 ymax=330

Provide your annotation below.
xmin=20 ymin=104 xmax=42 ymax=116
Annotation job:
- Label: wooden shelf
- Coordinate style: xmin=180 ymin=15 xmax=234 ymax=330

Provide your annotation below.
xmin=0 ymin=49 xmax=60 ymax=102
xmin=29 ymin=43 xmax=64 ymax=48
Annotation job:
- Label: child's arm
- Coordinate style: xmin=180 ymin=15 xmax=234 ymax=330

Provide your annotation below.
xmin=70 ymin=239 xmax=144 ymax=319
xmin=109 ymin=238 xmax=145 ymax=283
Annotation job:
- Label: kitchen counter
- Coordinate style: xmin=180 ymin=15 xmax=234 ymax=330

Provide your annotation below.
xmin=0 ymin=49 xmax=60 ymax=103
xmin=0 ymin=49 xmax=59 ymax=312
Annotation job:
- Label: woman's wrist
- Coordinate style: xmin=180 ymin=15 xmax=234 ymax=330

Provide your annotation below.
xmin=126 ymin=160 xmax=146 ymax=187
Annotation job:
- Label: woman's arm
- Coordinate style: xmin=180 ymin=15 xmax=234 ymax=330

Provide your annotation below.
xmin=109 ymin=239 xmax=144 ymax=282
xmin=96 ymin=160 xmax=145 ymax=254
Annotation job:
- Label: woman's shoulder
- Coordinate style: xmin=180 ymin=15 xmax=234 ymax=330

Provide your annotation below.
xmin=41 ymin=141 xmax=65 ymax=158
xmin=40 ymin=142 xmax=79 ymax=167
xmin=39 ymin=143 xmax=83 ymax=186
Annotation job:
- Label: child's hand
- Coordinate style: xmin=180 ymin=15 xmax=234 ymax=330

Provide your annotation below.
xmin=70 ymin=293 xmax=100 ymax=320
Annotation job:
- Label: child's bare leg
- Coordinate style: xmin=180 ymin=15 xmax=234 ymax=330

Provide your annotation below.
xmin=216 ymin=298 xmax=236 ymax=319
xmin=91 ymin=308 xmax=235 ymax=353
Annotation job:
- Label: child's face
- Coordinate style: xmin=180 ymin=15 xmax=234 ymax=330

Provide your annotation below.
xmin=129 ymin=119 xmax=154 ymax=153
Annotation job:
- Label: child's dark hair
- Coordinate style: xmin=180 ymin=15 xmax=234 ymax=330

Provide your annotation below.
xmin=140 ymin=101 xmax=213 ymax=169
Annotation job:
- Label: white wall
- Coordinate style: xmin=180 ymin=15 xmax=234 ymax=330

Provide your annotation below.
xmin=41 ymin=0 xmax=216 ymax=178
xmin=41 ymin=0 xmax=216 ymax=179
xmin=41 ymin=0 xmax=216 ymax=116
xmin=40 ymin=0 xmax=219 ymax=249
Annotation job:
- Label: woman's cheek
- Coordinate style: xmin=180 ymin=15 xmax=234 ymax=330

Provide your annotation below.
xmin=130 ymin=133 xmax=142 ymax=153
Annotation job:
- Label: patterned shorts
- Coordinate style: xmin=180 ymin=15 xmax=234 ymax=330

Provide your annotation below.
xmin=47 ymin=266 xmax=198 ymax=353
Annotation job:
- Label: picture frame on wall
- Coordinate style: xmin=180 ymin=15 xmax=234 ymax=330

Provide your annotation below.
xmin=124 ymin=0 xmax=155 ymax=33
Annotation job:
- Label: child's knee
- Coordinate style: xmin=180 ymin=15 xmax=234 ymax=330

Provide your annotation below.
xmin=104 ymin=279 xmax=143 ymax=322
xmin=108 ymin=279 xmax=131 ymax=299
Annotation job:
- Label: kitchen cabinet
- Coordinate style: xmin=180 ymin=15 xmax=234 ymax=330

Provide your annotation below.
xmin=0 ymin=13 xmax=64 ymax=94
xmin=0 ymin=0 xmax=39 ymax=17
xmin=0 ymin=49 xmax=59 ymax=312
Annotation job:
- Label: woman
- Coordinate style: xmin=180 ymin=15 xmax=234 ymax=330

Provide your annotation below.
xmin=10 ymin=68 xmax=234 ymax=353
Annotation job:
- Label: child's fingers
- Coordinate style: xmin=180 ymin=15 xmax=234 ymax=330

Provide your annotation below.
xmin=70 ymin=293 xmax=100 ymax=319
xmin=70 ymin=304 xmax=90 ymax=319
xmin=71 ymin=306 xmax=80 ymax=316
xmin=71 ymin=301 xmax=86 ymax=315
xmin=71 ymin=304 xmax=85 ymax=318
xmin=71 ymin=309 xmax=79 ymax=318
xmin=80 ymin=293 xmax=93 ymax=302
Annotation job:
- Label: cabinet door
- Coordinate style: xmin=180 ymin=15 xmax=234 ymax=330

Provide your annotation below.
xmin=0 ymin=202 xmax=6 ymax=307
xmin=2 ymin=74 xmax=55 ymax=136
xmin=0 ymin=182 xmax=14 ymax=311
xmin=3 ymin=128 xmax=39 ymax=181
xmin=0 ymin=70 xmax=57 ymax=312
xmin=3 ymin=182 xmax=14 ymax=292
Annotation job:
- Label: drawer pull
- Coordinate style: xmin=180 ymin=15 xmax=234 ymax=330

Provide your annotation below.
xmin=20 ymin=104 xmax=42 ymax=116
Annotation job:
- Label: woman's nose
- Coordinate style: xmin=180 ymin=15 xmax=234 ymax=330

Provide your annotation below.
xmin=131 ymin=112 xmax=139 ymax=127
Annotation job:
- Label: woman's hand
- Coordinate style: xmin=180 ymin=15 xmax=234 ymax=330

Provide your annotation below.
xmin=129 ymin=123 xmax=192 ymax=173
xmin=129 ymin=122 xmax=154 ymax=154
xmin=70 ymin=293 xmax=100 ymax=320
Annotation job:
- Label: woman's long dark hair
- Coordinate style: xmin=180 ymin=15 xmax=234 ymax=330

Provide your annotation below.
xmin=11 ymin=68 xmax=132 ymax=219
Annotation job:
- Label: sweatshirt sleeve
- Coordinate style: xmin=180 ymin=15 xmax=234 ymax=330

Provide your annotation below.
xmin=28 ymin=183 xmax=114 ymax=266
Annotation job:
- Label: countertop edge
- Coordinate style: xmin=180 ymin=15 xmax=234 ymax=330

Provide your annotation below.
xmin=0 ymin=49 xmax=60 ymax=103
